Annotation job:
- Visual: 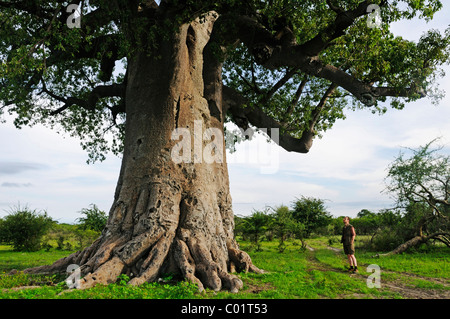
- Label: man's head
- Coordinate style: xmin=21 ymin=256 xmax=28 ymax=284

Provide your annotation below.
xmin=343 ymin=216 xmax=350 ymax=225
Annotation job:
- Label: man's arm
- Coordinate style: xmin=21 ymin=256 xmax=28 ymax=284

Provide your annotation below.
xmin=351 ymin=227 xmax=356 ymax=244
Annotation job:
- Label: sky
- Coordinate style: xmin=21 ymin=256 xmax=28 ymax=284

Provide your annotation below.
xmin=1 ymin=6 xmax=450 ymax=223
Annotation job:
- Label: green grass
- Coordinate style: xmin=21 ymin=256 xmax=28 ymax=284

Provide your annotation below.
xmin=0 ymin=277 xmax=199 ymax=299
xmin=1 ymin=238 xmax=449 ymax=299
xmin=0 ymin=245 xmax=75 ymax=272
xmin=358 ymin=249 xmax=450 ymax=279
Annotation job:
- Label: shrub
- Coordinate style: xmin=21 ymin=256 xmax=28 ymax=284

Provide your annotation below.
xmin=74 ymin=228 xmax=99 ymax=249
xmin=241 ymin=209 xmax=272 ymax=251
xmin=41 ymin=223 xmax=99 ymax=250
xmin=0 ymin=205 xmax=54 ymax=251
xmin=291 ymin=196 xmax=332 ymax=237
xmin=370 ymin=228 xmax=404 ymax=252
xmin=76 ymin=204 xmax=107 ymax=232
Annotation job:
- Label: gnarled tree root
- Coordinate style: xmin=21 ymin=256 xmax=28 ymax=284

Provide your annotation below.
xmin=22 ymin=233 xmax=262 ymax=293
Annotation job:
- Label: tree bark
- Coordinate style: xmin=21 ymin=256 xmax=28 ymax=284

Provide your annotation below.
xmin=23 ymin=13 xmax=261 ymax=292
xmin=374 ymin=236 xmax=426 ymax=257
xmin=373 ymin=231 xmax=450 ymax=257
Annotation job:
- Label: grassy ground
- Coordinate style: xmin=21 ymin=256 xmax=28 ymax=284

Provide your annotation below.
xmin=1 ymin=238 xmax=449 ymax=299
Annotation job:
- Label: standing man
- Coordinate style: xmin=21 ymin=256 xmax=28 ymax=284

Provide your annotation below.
xmin=341 ymin=216 xmax=358 ymax=273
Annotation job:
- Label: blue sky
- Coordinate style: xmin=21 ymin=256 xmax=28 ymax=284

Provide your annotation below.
xmin=1 ymin=7 xmax=450 ymax=223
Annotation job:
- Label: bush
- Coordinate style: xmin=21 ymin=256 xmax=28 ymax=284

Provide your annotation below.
xmin=291 ymin=196 xmax=332 ymax=237
xmin=0 ymin=205 xmax=54 ymax=251
xmin=41 ymin=223 xmax=100 ymax=251
xmin=241 ymin=209 xmax=271 ymax=251
xmin=370 ymin=228 xmax=404 ymax=252
xmin=76 ymin=204 xmax=107 ymax=232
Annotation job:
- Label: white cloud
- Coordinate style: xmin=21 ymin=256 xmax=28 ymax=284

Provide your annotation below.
xmin=0 ymin=119 xmax=121 ymax=222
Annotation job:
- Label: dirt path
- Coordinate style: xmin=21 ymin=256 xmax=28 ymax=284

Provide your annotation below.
xmin=308 ymin=246 xmax=450 ymax=299
xmin=378 ymin=268 xmax=450 ymax=299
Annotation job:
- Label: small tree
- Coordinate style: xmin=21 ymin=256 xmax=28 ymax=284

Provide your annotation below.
xmin=353 ymin=209 xmax=380 ymax=236
xmin=233 ymin=215 xmax=246 ymax=239
xmin=291 ymin=196 xmax=332 ymax=237
xmin=381 ymin=139 xmax=450 ymax=255
xmin=76 ymin=204 xmax=108 ymax=233
xmin=289 ymin=218 xmax=307 ymax=251
xmin=271 ymin=205 xmax=306 ymax=252
xmin=0 ymin=205 xmax=54 ymax=251
xmin=242 ymin=209 xmax=271 ymax=251
xmin=271 ymin=205 xmax=292 ymax=252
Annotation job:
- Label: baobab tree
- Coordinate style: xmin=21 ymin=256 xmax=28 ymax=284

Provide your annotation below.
xmin=1 ymin=0 xmax=449 ymax=292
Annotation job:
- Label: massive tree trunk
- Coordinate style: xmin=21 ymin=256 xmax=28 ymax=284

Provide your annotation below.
xmin=24 ymin=13 xmax=261 ymax=292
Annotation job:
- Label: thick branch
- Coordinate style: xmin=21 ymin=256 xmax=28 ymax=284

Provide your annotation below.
xmin=299 ymin=1 xmax=373 ymax=56
xmin=230 ymin=2 xmax=423 ymax=106
xmin=223 ymin=86 xmax=313 ymax=153
xmin=261 ymin=68 xmax=300 ymax=105
xmin=296 ymin=58 xmax=425 ymax=106
xmin=284 ymin=76 xmax=308 ymax=120
xmin=42 ymin=83 xmax=125 ymax=115
xmin=309 ymin=83 xmax=338 ymax=129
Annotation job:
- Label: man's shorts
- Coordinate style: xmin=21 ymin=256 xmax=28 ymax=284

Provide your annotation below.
xmin=343 ymin=243 xmax=355 ymax=255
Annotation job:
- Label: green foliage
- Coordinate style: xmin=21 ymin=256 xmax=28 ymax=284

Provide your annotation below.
xmin=0 ymin=0 xmax=127 ymax=162
xmin=0 ymin=271 xmax=62 ymax=290
xmin=76 ymin=204 xmax=107 ymax=232
xmin=291 ymin=196 xmax=332 ymax=237
xmin=224 ymin=0 xmax=450 ymax=142
xmin=0 ymin=203 xmax=105 ymax=254
xmin=370 ymin=228 xmax=405 ymax=251
xmin=270 ymin=205 xmax=306 ymax=252
xmin=0 ymin=205 xmax=54 ymax=252
xmin=240 ymin=209 xmax=272 ymax=251
xmin=385 ymin=138 xmax=450 ymax=210
xmin=1 ymin=1 xmax=450 ymax=161
xmin=350 ymin=209 xmax=402 ymax=237
xmin=236 ymin=197 xmax=329 ymax=252
xmin=42 ymin=223 xmax=99 ymax=251
xmin=383 ymin=138 xmax=450 ymax=246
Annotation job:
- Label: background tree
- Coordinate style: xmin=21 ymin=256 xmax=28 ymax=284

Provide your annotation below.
xmin=76 ymin=204 xmax=108 ymax=233
xmin=241 ymin=209 xmax=271 ymax=251
xmin=348 ymin=209 xmax=402 ymax=250
xmin=0 ymin=205 xmax=54 ymax=251
xmin=1 ymin=0 xmax=450 ymax=291
xmin=351 ymin=209 xmax=380 ymax=238
xmin=270 ymin=205 xmax=306 ymax=252
xmin=382 ymin=139 xmax=450 ymax=255
xmin=291 ymin=196 xmax=332 ymax=237
xmin=271 ymin=205 xmax=292 ymax=252
xmin=233 ymin=215 xmax=246 ymax=239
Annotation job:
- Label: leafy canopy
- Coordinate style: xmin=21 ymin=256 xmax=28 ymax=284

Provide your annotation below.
xmin=1 ymin=0 xmax=449 ymax=161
